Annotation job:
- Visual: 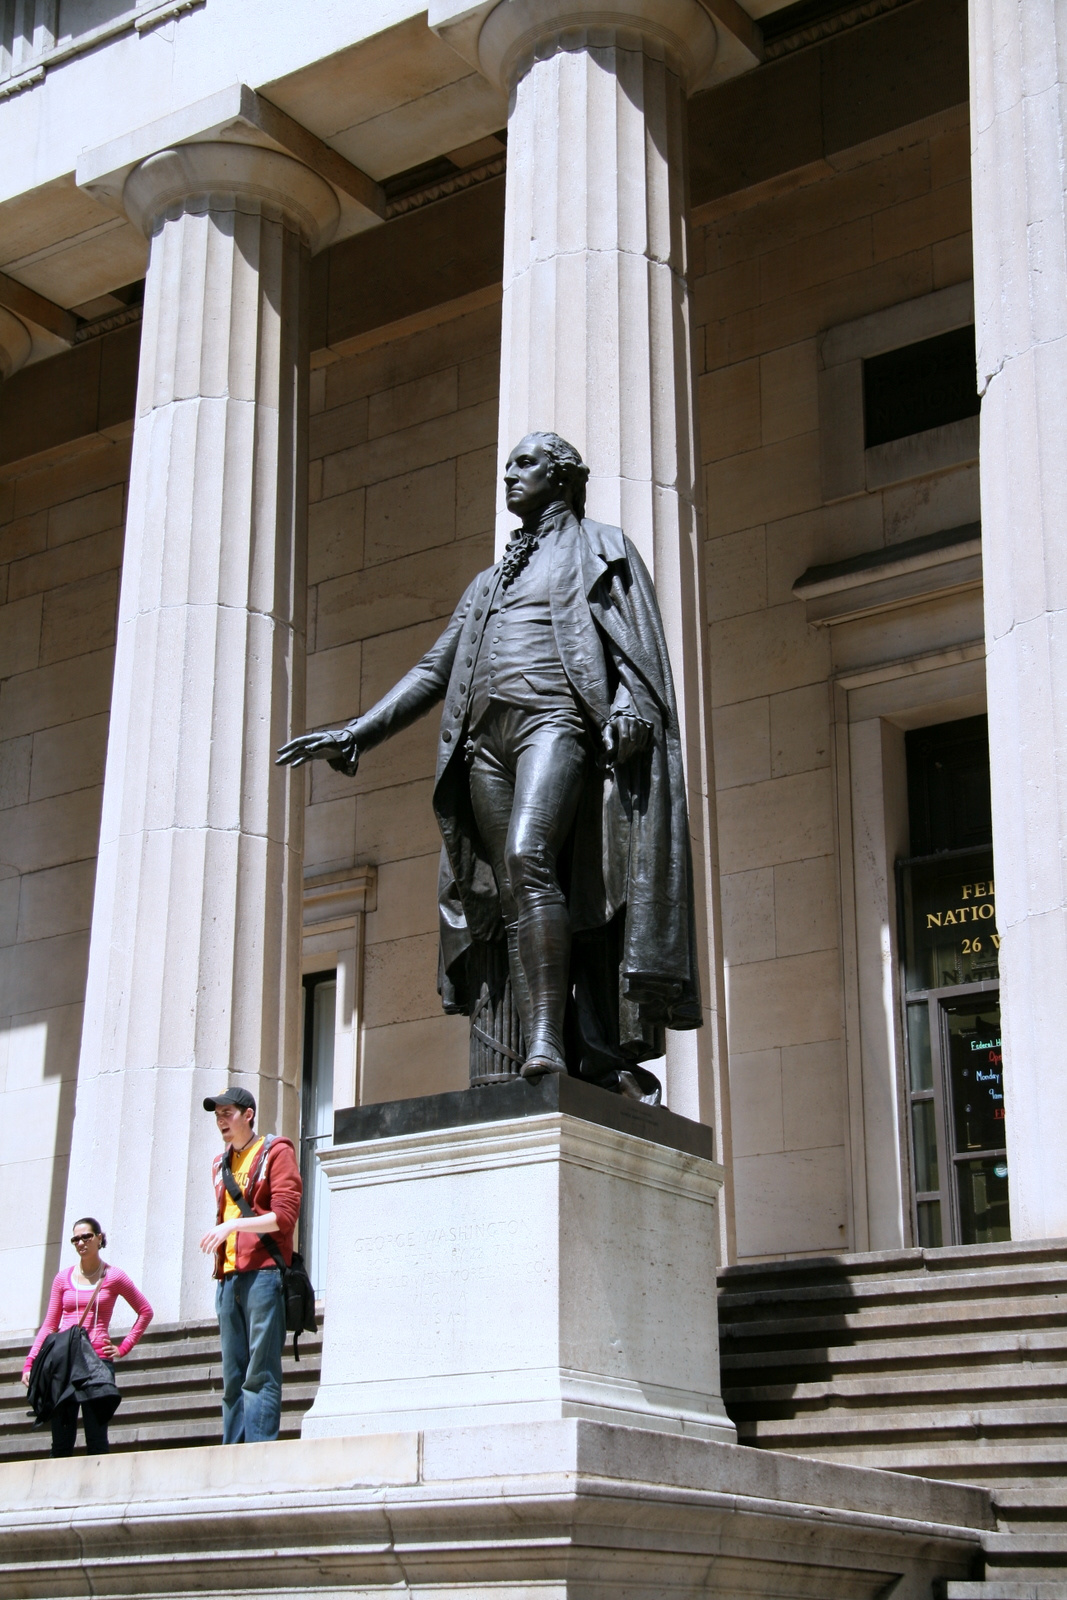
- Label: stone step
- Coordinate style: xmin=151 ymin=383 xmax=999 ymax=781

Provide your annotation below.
xmin=990 ymin=1487 xmax=1067 ymax=1532
xmin=0 ymin=1315 xmax=322 ymax=1457
xmin=719 ymin=1247 xmax=1067 ymax=1588
xmin=983 ymin=1576 xmax=1067 ymax=1589
xmin=722 ymin=1326 xmax=1067 ymax=1377
xmin=0 ymin=1317 xmax=323 ymax=1357
xmin=757 ymin=1438 xmax=1067 ymax=1478
xmin=989 ymin=1489 xmax=1067 ymax=1504
xmin=1 ymin=1355 xmax=325 ymax=1392
xmin=720 ymin=1263 xmax=1067 ymax=1317
xmin=725 ymin=1361 xmax=1067 ymax=1409
xmin=719 ymin=1240 xmax=1067 ymax=1292
xmin=0 ymin=1403 xmax=314 ymax=1460
xmin=720 ymin=1293 xmax=1067 ymax=1350
xmin=948 ymin=1585 xmax=1067 ymax=1599
xmin=984 ymin=1532 xmax=1067 ymax=1566
xmin=738 ymin=1402 xmax=1067 ymax=1450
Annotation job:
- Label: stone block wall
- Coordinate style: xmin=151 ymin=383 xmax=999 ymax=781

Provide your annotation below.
xmin=0 ymin=430 xmax=130 ymax=1328
xmin=304 ymin=299 xmax=501 ymax=1104
xmin=692 ymin=117 xmax=977 ymax=1259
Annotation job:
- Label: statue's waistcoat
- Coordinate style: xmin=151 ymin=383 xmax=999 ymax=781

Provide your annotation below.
xmin=469 ymin=529 xmax=576 ymax=726
xmin=434 ymin=511 xmax=614 ymax=782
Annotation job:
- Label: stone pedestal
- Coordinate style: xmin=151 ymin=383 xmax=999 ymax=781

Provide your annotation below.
xmin=302 ymin=1076 xmax=735 ymax=1441
xmin=970 ymin=4 xmax=1067 ymax=1237
xmin=64 ymin=142 xmax=338 ymax=1321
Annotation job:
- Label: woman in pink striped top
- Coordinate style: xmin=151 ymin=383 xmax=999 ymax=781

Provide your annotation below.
xmin=22 ymin=1216 xmax=153 ymax=1457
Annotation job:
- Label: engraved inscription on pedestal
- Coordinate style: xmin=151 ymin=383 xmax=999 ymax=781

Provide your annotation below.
xmin=352 ymin=1207 xmax=547 ymax=1373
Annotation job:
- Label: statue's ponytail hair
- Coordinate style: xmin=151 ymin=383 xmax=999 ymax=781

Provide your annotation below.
xmin=529 ymin=432 xmax=590 ymax=522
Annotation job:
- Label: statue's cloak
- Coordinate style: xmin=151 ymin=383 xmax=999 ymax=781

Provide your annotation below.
xmin=350 ymin=512 xmax=702 ymax=1066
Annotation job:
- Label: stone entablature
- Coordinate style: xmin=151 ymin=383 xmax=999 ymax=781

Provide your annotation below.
xmin=0 ymin=0 xmax=207 ymax=101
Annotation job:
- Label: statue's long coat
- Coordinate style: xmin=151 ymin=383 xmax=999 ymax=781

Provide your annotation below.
xmin=349 ymin=512 xmax=702 ymax=1063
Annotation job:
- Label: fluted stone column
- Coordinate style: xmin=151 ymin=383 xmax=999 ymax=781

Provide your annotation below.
xmin=970 ymin=3 xmax=1067 ymax=1239
xmin=478 ymin=0 xmax=729 ymax=1138
xmin=0 ymin=307 xmax=31 ymax=379
xmin=66 ymin=144 xmax=338 ymax=1320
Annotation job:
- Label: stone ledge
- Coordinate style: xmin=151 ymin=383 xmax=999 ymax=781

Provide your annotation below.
xmin=0 ymin=1422 xmax=993 ymax=1599
xmin=793 ymin=523 xmax=982 ymax=626
xmin=334 ymin=1071 xmax=715 ymax=1159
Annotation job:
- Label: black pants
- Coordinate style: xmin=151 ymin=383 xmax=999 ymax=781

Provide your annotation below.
xmin=50 ymin=1361 xmax=115 ymax=1457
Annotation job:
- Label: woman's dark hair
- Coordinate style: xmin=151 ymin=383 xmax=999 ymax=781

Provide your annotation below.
xmin=73 ymin=1216 xmax=107 ymax=1249
xmin=531 ymin=431 xmax=590 ymax=521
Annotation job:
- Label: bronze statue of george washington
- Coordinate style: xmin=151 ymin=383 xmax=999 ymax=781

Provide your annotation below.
xmin=278 ymin=433 xmax=701 ymax=1103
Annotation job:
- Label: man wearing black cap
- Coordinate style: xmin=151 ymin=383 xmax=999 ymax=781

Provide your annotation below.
xmin=199 ymin=1088 xmax=302 ymax=1443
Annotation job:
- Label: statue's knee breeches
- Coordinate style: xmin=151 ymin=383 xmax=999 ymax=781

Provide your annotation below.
xmin=469 ymin=701 xmax=589 ymax=926
xmin=504 ymin=835 xmax=565 ymax=908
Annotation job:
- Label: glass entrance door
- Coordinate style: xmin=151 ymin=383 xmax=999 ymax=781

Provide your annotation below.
xmin=900 ymin=845 xmax=1010 ymax=1246
xmin=899 ymin=716 xmax=1009 ymax=1247
xmin=942 ymin=997 xmax=1009 ymax=1242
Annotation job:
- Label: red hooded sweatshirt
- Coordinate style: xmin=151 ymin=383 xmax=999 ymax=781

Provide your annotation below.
xmin=211 ymin=1135 xmax=302 ymax=1280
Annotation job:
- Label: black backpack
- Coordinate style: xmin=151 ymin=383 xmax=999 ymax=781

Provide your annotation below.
xmin=220 ymin=1136 xmax=318 ymax=1360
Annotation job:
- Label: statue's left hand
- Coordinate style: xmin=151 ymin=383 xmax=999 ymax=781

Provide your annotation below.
xmin=276 ymin=727 xmax=359 ymax=774
xmin=603 ymin=715 xmax=654 ymax=768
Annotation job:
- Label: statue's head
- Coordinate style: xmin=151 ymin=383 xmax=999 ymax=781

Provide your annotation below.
xmin=504 ymin=432 xmax=590 ymax=524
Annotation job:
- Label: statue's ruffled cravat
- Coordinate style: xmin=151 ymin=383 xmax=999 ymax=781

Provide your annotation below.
xmin=500 ymin=500 xmax=571 ymax=589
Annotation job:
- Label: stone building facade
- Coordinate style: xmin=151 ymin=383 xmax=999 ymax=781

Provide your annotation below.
xmin=0 ymin=0 xmax=1059 ymax=1337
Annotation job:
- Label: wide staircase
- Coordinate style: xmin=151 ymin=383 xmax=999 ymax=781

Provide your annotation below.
xmin=0 ymin=1317 xmax=321 ymax=1459
xmin=2 ymin=1246 xmax=1064 ymax=1593
xmin=719 ymin=1239 xmax=1067 ymax=1598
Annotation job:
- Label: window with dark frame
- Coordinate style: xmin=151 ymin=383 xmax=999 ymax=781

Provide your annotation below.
xmin=863 ymin=325 xmax=980 ymax=449
xmin=898 ymin=716 xmax=1009 ymax=1248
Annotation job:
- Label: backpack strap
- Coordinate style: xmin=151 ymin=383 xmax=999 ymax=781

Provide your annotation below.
xmin=220 ymin=1145 xmax=311 ymax=1363
xmin=247 ymin=1132 xmax=276 ymax=1189
xmin=220 ymin=1145 xmax=286 ymax=1273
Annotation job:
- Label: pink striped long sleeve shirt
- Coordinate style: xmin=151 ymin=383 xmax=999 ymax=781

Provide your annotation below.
xmin=23 ymin=1265 xmax=153 ymax=1377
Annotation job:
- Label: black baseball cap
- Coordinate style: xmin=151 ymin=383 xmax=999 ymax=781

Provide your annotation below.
xmin=204 ymin=1087 xmax=256 ymax=1114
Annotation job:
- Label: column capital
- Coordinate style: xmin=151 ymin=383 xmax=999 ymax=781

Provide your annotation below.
xmin=431 ymin=0 xmax=761 ymax=91
xmin=123 ymin=142 xmax=340 ymax=252
xmin=0 ymin=306 xmax=32 ymax=380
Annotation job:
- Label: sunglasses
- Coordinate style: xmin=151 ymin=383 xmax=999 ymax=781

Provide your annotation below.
xmin=71 ymin=1234 xmax=97 ymax=1245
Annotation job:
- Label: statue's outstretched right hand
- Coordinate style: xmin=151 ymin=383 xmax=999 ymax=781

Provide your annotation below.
xmin=276 ymin=727 xmax=360 ymax=777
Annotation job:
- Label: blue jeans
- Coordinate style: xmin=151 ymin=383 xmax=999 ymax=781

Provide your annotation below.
xmin=215 ymin=1268 xmax=285 ymax=1443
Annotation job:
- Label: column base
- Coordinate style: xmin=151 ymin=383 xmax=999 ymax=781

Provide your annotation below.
xmin=302 ymin=1376 xmax=734 ymax=1443
xmin=302 ymin=1077 xmax=735 ymax=1442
